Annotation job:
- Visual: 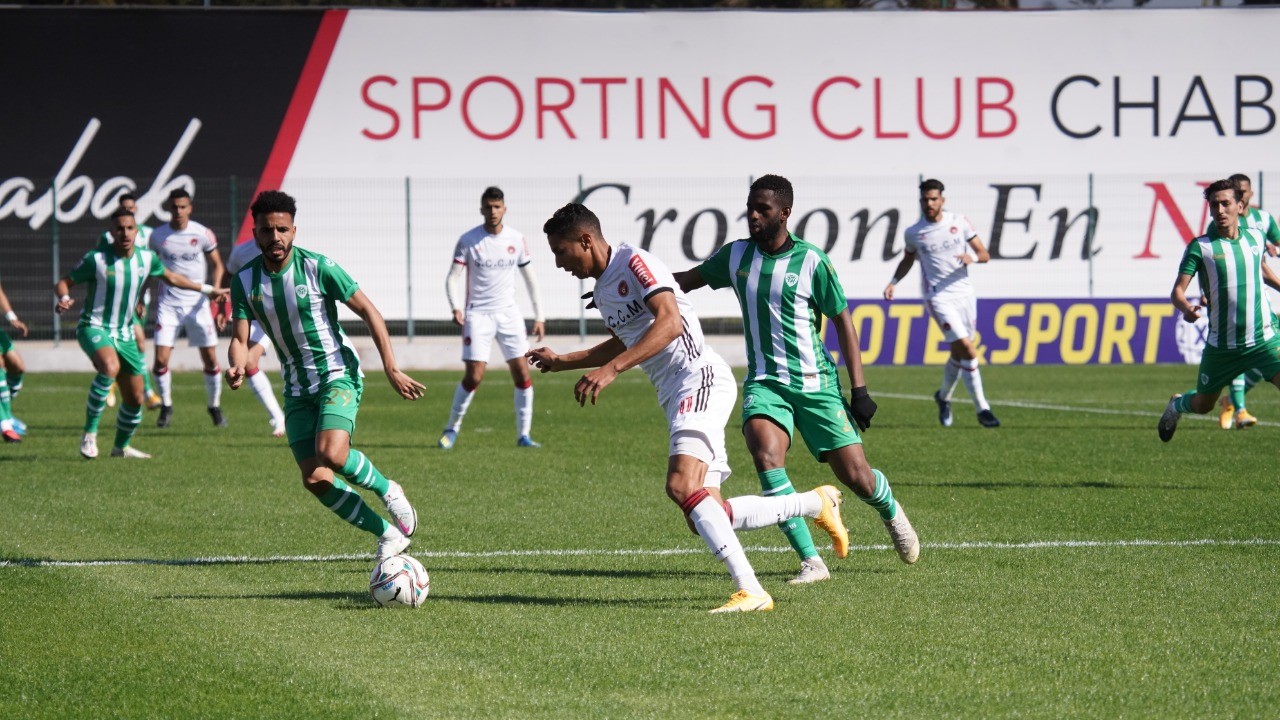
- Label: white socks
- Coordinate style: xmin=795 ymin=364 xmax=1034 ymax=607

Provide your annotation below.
xmin=514 ymin=385 xmax=533 ymax=438
xmin=725 ymin=490 xmax=823 ymax=531
xmin=940 ymin=359 xmax=961 ymax=401
xmin=204 ymin=369 xmax=223 ymax=408
xmin=156 ymin=369 xmax=173 ymax=405
xmin=446 ymin=383 xmax=475 ymax=432
xmin=688 ymin=496 xmax=763 ymax=595
xmin=247 ymin=370 xmax=285 ymax=424
xmin=958 ymin=358 xmax=989 ymax=411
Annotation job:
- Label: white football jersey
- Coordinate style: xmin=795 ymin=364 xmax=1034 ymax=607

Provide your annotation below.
xmin=152 ymin=220 xmax=217 ymax=303
xmin=452 ymin=224 xmax=530 ymax=313
xmin=592 ymin=243 xmax=721 ymax=399
xmin=226 ymin=239 xmax=262 ymax=275
xmin=902 ymin=211 xmax=979 ymax=299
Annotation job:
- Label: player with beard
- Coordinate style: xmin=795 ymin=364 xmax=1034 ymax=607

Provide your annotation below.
xmin=529 ymin=202 xmax=849 ymax=613
xmin=675 ymin=174 xmax=920 ymax=581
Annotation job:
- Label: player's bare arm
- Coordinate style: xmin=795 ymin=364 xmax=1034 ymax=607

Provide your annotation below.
xmin=54 ymin=276 xmax=78 ymax=314
xmin=160 ymin=268 xmax=229 ymax=302
xmin=1170 ymin=273 xmax=1200 ymax=322
xmin=574 ymin=291 xmax=682 ymax=407
xmin=833 ymin=308 xmax=878 ymax=430
xmin=1262 ymin=261 xmax=1280 ymax=293
xmin=526 ymin=336 xmax=626 ymax=374
xmin=225 ymin=318 xmax=251 ymax=390
xmin=673 ymin=268 xmax=707 ymax=294
xmin=959 ymin=237 xmax=991 ymax=265
xmin=345 ymin=289 xmax=425 ymax=401
xmin=0 ymin=283 xmax=27 ymax=337
xmin=883 ymin=251 xmax=916 ymax=301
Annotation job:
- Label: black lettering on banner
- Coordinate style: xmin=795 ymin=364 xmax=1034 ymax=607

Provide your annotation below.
xmin=847 ymin=209 xmax=899 ymax=261
xmin=637 ymin=208 xmax=679 ymax=251
xmin=989 ymin=184 xmax=1039 ymax=260
xmin=1114 ymin=76 xmax=1159 ymax=137
xmin=681 ymin=208 xmax=727 ymax=261
xmin=1171 ymin=76 xmax=1224 ymax=137
xmin=1050 ymin=75 xmax=1102 ymax=139
xmin=1048 ymin=208 xmax=1100 ymax=261
xmin=794 ymin=208 xmax=838 ymax=254
xmin=1236 ymin=75 xmax=1275 ymax=136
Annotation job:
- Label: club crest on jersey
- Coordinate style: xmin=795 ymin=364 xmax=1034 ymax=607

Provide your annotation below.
xmin=324 ymin=257 xmax=335 ymax=266
xmin=950 ymin=226 xmax=958 ymax=234
xmin=507 ymin=245 xmax=516 ymax=254
xmin=784 ymin=272 xmax=799 ymax=287
xmin=627 ymin=254 xmax=657 ymax=288
xmin=294 ymin=284 xmax=309 ymax=299
xmin=743 ymin=394 xmax=755 ymax=408
xmin=618 ymin=281 xmax=629 ymax=297
xmin=189 ymin=238 xmax=198 ymax=246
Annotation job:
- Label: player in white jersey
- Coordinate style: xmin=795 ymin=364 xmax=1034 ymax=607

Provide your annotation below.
xmin=99 ymin=193 xmax=162 ymax=410
xmin=527 ymin=203 xmax=849 ymax=614
xmin=150 ymin=188 xmax=227 ymax=429
xmin=220 ymin=238 xmax=286 ymax=436
xmin=438 ymin=187 xmax=545 ymax=449
xmin=885 ymin=178 xmax=1000 ymax=428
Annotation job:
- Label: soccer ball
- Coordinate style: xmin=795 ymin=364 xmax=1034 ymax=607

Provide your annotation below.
xmin=369 ymin=554 xmax=430 ymax=608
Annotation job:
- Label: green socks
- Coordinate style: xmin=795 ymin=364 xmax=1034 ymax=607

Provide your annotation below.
xmin=339 ymin=449 xmax=390 ymax=496
xmin=758 ymin=468 xmax=819 ymax=560
xmin=113 ymin=404 xmax=142 ymax=450
xmin=0 ymin=375 xmax=11 ymax=423
xmin=1230 ymin=376 xmax=1247 ymax=410
xmin=862 ymin=469 xmax=899 ymax=521
xmin=85 ymin=373 xmax=113 ymax=433
xmin=1173 ymin=393 xmax=1197 ymax=414
xmin=317 ymin=478 xmax=389 ymax=536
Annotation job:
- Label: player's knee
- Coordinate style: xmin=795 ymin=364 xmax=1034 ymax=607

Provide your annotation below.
xmin=300 ymin=473 xmax=329 ymax=497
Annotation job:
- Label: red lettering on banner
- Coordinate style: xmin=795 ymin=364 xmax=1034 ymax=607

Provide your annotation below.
xmin=874 ymin=79 xmax=907 ymax=139
xmin=628 ymin=254 xmax=657 ymax=288
xmin=659 ymin=78 xmax=710 ymax=139
xmin=1136 ymin=182 xmax=1212 ymax=259
xmin=581 ymin=77 xmax=626 ymax=139
xmin=413 ymin=77 xmax=451 ymax=139
xmin=462 ymin=76 xmax=523 ymax=140
xmin=812 ymin=77 xmax=863 ymax=140
xmin=723 ymin=76 xmax=776 ymax=140
xmin=636 ymin=78 xmax=645 ymax=139
xmin=917 ymin=78 xmax=962 ymax=140
xmin=361 ymin=76 xmax=399 ymax=140
xmin=977 ymin=77 xmax=1017 ymax=138
xmin=537 ymin=77 xmax=576 ymax=139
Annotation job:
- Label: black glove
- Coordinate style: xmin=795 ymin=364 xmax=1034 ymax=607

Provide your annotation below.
xmin=847 ymin=386 xmax=877 ymax=432
xmin=581 ymin=291 xmax=597 ymax=310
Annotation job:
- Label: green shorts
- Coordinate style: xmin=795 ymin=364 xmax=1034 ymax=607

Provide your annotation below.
xmin=284 ymin=377 xmax=363 ymax=463
xmin=741 ymin=378 xmax=861 ymax=462
xmin=0 ymin=328 xmax=12 ymax=355
xmin=78 ymin=325 xmax=146 ymax=376
xmin=1196 ymin=338 xmax=1280 ymax=395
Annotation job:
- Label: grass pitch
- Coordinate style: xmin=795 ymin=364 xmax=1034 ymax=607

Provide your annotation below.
xmin=1 ymin=364 xmax=1277 ymax=718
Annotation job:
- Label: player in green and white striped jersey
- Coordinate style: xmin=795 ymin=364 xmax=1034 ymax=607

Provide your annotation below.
xmin=55 ymin=208 xmax=227 ymax=459
xmin=97 ymin=193 xmax=162 ymax=411
xmin=0 ymin=278 xmax=28 ymax=443
xmin=226 ymin=191 xmax=425 ymax=563
xmin=677 ymin=174 xmax=919 ymax=580
xmin=1201 ymin=173 xmax=1280 ymax=430
xmin=1159 ymin=179 xmax=1280 ymax=442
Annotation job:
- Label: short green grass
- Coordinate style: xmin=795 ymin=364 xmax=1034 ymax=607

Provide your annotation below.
xmin=1 ymin=364 xmax=1277 ymax=718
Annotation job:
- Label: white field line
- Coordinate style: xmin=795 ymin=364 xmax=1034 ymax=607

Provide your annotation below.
xmin=2 ymin=538 xmax=1277 ymax=568
xmin=877 ymin=392 xmax=1280 ymax=428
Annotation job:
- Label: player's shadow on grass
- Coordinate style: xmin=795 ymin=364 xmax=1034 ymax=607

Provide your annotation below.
xmin=157 ymin=590 xmax=373 ymax=607
xmin=438 ymin=593 xmax=690 ymax=607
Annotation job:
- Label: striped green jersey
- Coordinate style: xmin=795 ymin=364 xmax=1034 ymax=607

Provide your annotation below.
xmin=1180 ymin=226 xmax=1277 ymax=350
xmin=67 ymin=246 xmax=164 ymax=340
xmin=230 ymin=246 xmax=363 ymax=397
xmin=697 ymin=234 xmax=848 ymax=391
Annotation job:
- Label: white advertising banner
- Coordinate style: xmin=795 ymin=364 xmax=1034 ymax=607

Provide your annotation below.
xmin=272 ymin=9 xmax=1279 ymax=321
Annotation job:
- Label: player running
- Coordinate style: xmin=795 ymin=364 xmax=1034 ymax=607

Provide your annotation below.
xmin=56 ymin=208 xmax=228 ymax=459
xmin=226 ymin=190 xmax=423 ymax=562
xmin=676 ymin=174 xmax=920 ymax=582
xmin=529 ymin=202 xmax=849 ymax=614
xmin=438 ymin=186 xmax=545 ymax=449
xmin=98 ymin=193 xmax=163 ymax=411
xmin=1159 ymin=179 xmax=1280 ymax=441
xmin=1202 ymin=173 xmax=1280 ymax=430
xmin=0 ymin=277 xmax=27 ymax=443
xmin=150 ymin=188 xmax=227 ymax=429
xmin=886 ymin=178 xmax=1000 ymax=428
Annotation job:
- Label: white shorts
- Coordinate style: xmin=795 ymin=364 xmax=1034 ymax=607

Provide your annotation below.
xmin=462 ymin=307 xmax=529 ymax=363
xmin=926 ymin=292 xmax=978 ymax=343
xmin=663 ymin=361 xmax=736 ymax=489
xmin=248 ymin=320 xmax=272 ymax=350
xmin=154 ymin=297 xmax=218 ymax=348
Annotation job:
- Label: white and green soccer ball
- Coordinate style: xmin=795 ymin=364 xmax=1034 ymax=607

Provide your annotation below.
xmin=369 ymin=554 xmax=430 ymax=608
